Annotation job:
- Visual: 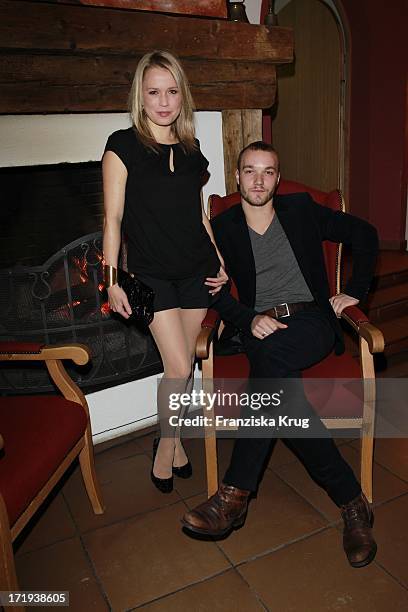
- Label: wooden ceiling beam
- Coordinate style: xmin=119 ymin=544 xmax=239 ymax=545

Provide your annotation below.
xmin=0 ymin=1 xmax=293 ymax=62
xmin=35 ymin=0 xmax=228 ymax=19
xmin=0 ymin=54 xmax=276 ymax=112
xmin=0 ymin=0 xmax=293 ymax=113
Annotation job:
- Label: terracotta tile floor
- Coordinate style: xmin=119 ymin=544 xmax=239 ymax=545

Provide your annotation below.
xmin=14 ymin=355 xmax=408 ymax=611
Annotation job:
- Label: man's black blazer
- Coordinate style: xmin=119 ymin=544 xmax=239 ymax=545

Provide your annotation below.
xmin=211 ymin=192 xmax=379 ymax=354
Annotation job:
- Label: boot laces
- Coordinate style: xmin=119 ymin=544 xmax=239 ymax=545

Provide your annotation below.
xmin=342 ymin=501 xmax=369 ymax=529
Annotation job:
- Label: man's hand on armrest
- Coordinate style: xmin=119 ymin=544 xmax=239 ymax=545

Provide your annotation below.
xmin=329 ymin=293 xmax=359 ymax=318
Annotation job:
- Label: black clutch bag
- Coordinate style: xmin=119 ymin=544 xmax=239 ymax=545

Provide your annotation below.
xmin=117 ymin=268 xmax=155 ymax=326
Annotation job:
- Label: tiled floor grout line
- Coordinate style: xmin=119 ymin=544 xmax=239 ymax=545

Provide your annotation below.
xmin=231 ymin=566 xmax=270 ymax=611
xmin=231 ymin=523 xmax=333 ymax=568
xmin=372 ymin=558 xmax=408 ymax=592
xmin=177 ymin=487 xmax=208 ymax=503
xmin=16 ymin=532 xmax=77 ymax=560
xmin=269 ymin=468 xmax=342 ymax=526
xmin=272 ymin=462 xmax=408 ymax=519
xmin=371 ymin=456 xmax=408 ymax=485
xmin=77 ymin=535 xmax=113 ymax=612
xmin=64 ymin=493 xmax=186 ymax=538
xmin=343 ymin=439 xmax=408 ymax=484
xmin=125 ymin=568 xmax=236 ymax=610
xmin=61 ymin=489 xmax=113 ymax=612
xmin=372 ymin=489 xmax=408 ymax=509
xmin=15 ymin=491 xmax=186 ymax=559
xmin=95 ymin=449 xmax=146 ymax=466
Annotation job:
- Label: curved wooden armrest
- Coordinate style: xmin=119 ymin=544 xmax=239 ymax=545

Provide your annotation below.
xmin=341 ymin=307 xmax=384 ymax=354
xmin=196 ymin=309 xmax=221 ymax=359
xmin=201 ymin=308 xmax=220 ymax=330
xmin=340 ymin=305 xmax=369 ymax=331
xmin=0 ymin=433 xmax=4 ymax=451
xmin=0 ymin=342 xmax=91 ymax=365
xmin=357 ymin=322 xmax=385 ymax=354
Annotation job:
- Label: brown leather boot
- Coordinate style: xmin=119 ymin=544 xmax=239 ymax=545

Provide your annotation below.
xmin=181 ymin=483 xmax=250 ymax=537
xmin=341 ymin=493 xmax=377 ymax=567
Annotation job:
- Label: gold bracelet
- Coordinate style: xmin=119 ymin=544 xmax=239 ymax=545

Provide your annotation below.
xmin=103 ymin=265 xmax=118 ymax=288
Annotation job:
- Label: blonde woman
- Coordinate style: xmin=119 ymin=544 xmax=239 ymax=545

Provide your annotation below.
xmin=102 ymin=51 xmax=227 ymax=493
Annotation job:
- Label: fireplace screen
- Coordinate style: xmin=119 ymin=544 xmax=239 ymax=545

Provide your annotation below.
xmin=0 ymin=232 xmax=162 ymax=394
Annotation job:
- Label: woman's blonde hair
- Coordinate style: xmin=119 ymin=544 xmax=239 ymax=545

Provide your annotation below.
xmin=129 ymin=50 xmax=197 ymax=153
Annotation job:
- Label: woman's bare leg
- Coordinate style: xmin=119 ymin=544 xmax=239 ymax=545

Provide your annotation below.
xmin=149 ymin=308 xmax=206 ymax=478
xmin=173 ymin=308 xmax=207 ymax=466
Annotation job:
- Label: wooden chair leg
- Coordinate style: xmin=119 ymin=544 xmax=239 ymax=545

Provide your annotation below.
xmin=205 ymin=432 xmax=218 ymax=497
xmin=0 ymin=496 xmax=24 ymax=611
xmin=359 ymin=337 xmax=376 ymax=504
xmin=361 ymin=434 xmax=374 ymax=503
xmin=202 ymin=343 xmax=218 ymax=497
xmin=78 ymin=428 xmax=104 ymax=514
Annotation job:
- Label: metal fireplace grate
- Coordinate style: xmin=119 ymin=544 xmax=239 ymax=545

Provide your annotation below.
xmin=0 ymin=232 xmax=162 ymax=394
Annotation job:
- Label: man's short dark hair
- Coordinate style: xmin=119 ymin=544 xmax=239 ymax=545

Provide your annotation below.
xmin=237 ymin=141 xmax=279 ymax=171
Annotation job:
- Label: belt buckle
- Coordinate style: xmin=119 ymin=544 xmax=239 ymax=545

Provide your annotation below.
xmin=278 ymin=303 xmax=290 ymax=318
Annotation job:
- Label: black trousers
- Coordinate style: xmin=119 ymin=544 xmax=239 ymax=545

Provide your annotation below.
xmin=223 ymin=309 xmax=361 ymax=507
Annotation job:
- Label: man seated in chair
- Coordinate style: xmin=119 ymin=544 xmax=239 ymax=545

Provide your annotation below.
xmin=181 ymin=141 xmax=379 ymax=568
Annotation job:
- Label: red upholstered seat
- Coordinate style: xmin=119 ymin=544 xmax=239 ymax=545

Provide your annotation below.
xmin=213 ymin=353 xmax=250 ymax=379
xmin=0 ymin=342 xmax=104 ymax=592
xmin=0 ymin=396 xmax=87 ymax=525
xmin=212 ymin=351 xmax=363 ymax=420
xmin=303 ymin=352 xmax=363 ymax=418
xmin=0 ymin=342 xmax=43 ymax=354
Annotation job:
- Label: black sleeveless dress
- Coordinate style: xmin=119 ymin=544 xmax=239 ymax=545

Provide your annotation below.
xmin=104 ymin=128 xmax=219 ymax=280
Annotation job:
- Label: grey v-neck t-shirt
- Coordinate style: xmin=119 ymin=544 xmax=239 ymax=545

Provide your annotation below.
xmin=248 ymin=214 xmax=313 ymax=312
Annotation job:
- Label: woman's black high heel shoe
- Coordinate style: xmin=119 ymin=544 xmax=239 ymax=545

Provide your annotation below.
xmin=151 ymin=438 xmax=173 ymax=494
xmin=172 ymin=460 xmax=192 ymax=479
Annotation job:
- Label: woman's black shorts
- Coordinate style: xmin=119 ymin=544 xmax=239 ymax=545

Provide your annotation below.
xmin=136 ymin=272 xmax=218 ymax=313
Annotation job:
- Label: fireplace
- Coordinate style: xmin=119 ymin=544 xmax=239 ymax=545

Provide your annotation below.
xmin=0 ymin=162 xmax=162 ymax=395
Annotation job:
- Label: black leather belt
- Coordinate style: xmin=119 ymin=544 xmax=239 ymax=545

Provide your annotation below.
xmin=262 ymin=301 xmax=317 ymax=319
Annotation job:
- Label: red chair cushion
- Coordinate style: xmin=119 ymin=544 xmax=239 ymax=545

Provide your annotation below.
xmin=214 ymin=353 xmax=250 ymax=379
xmin=0 ymin=342 xmax=43 ymax=354
xmin=212 ymin=351 xmax=363 ymax=420
xmin=0 ymin=396 xmax=87 ymax=526
xmin=303 ymin=352 xmax=363 ymax=419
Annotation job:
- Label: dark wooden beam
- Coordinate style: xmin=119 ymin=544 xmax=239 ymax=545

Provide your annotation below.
xmin=31 ymin=0 xmax=228 ymax=18
xmin=0 ymin=81 xmax=277 ymax=113
xmin=0 ymin=55 xmax=276 ymax=87
xmin=0 ymin=1 xmax=293 ymax=62
xmin=0 ymin=54 xmax=276 ymax=112
xmin=0 ymin=0 xmax=292 ymax=113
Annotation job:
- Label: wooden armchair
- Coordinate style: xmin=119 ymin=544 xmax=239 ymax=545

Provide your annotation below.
xmin=196 ymin=180 xmax=384 ymax=502
xmin=0 ymin=342 xmax=104 ymax=600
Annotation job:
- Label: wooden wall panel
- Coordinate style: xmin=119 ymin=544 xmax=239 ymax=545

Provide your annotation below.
xmin=271 ymin=0 xmax=341 ymax=192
